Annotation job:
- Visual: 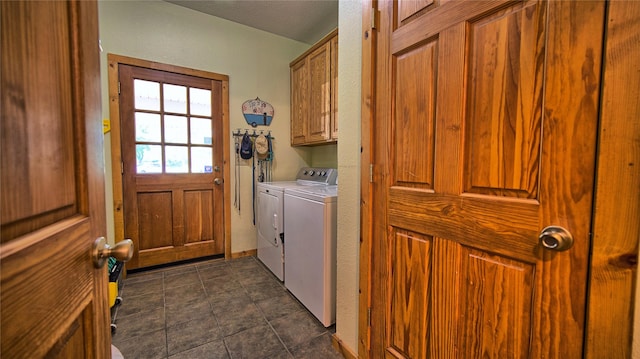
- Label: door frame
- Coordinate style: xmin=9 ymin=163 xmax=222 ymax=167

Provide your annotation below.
xmin=107 ymin=54 xmax=231 ymax=261
xmin=358 ymin=1 xmax=640 ymax=358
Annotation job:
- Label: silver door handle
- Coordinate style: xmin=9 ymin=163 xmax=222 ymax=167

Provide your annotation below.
xmin=539 ymin=226 xmax=573 ymax=251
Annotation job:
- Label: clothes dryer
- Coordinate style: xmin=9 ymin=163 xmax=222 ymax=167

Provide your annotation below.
xmin=256 ymin=168 xmax=336 ymax=281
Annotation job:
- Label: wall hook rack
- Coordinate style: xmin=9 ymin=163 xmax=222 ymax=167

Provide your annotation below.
xmin=232 ymin=128 xmax=275 ymax=139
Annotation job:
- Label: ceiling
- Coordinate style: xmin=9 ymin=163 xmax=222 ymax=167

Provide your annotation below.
xmin=164 ymin=0 xmax=338 ymax=45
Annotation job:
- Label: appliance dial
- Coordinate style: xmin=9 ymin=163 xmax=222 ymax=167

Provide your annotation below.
xmin=308 ymin=170 xmax=315 ymax=176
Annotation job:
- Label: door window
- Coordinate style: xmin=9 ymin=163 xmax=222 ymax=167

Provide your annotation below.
xmin=133 ymin=79 xmax=213 ymax=174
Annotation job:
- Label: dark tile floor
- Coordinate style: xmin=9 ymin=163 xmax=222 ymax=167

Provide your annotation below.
xmin=110 ymin=256 xmax=344 ymax=359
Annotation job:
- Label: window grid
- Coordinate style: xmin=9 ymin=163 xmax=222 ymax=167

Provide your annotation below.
xmin=134 ymin=79 xmax=213 ymax=174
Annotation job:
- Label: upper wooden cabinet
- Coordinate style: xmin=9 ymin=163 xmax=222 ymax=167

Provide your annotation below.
xmin=290 ymin=29 xmax=338 ymax=146
xmin=330 ymin=35 xmax=338 ymax=139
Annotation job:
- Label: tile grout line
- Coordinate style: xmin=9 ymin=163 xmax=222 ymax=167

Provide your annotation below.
xmin=113 ymin=257 xmax=341 ymax=359
xmin=196 ymin=262 xmax=234 ymax=359
xmin=231 ymin=260 xmax=295 ymax=358
xmin=163 ymin=271 xmax=169 ymax=359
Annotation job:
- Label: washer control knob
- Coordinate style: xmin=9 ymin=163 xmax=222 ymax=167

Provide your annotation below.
xmin=308 ymin=170 xmax=315 ymax=176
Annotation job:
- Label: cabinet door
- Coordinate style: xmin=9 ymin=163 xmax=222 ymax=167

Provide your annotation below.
xmin=307 ymin=42 xmax=332 ymax=143
xmin=290 ymin=59 xmax=308 ymax=145
xmin=331 ymin=35 xmax=338 ymax=140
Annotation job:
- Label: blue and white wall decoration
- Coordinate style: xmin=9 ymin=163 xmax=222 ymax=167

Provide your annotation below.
xmin=242 ymin=97 xmax=274 ymax=127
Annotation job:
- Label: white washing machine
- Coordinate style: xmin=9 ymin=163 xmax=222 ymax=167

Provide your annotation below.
xmin=256 ymin=168 xmax=337 ymax=281
xmin=283 ymin=184 xmax=338 ymax=327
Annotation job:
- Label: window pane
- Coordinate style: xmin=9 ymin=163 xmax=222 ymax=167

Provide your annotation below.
xmin=164 ymin=84 xmax=187 ymax=114
xmin=135 ymin=112 xmax=161 ymax=142
xmin=190 ymin=88 xmax=211 ymax=116
xmin=164 ymin=115 xmax=188 ymax=144
xmin=134 ymin=79 xmax=160 ymax=111
xmin=165 ymin=146 xmax=189 ymax=173
xmin=191 ymin=118 xmax=212 ymax=145
xmin=136 ymin=145 xmax=162 ymax=173
xmin=191 ymin=147 xmax=212 ymax=173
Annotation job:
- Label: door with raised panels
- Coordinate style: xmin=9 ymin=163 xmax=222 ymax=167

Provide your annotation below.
xmin=119 ymin=65 xmax=225 ymax=269
xmin=1 ymin=1 xmax=110 ymax=357
xmin=370 ymin=0 xmax=605 ymax=357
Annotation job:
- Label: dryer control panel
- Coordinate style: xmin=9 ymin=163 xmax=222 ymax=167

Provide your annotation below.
xmin=295 ymin=167 xmax=337 ymax=185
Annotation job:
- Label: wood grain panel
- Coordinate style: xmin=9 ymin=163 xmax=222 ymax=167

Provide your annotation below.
xmin=50 ymin=315 xmax=87 ymax=359
xmin=135 ymin=174 xmax=214 ymax=187
xmin=184 ymin=190 xmax=213 ymax=243
xmin=388 ymin=188 xmax=539 ymax=261
xmin=395 ymin=41 xmax=437 ymax=189
xmin=331 ymin=35 xmax=339 ymax=139
xmin=398 ymin=0 xmax=434 ymax=23
xmin=433 ymin=23 xmax=466 ymax=196
xmin=458 ymin=249 xmax=533 ymax=358
xmin=1 ymin=1 xmax=110 ymax=356
xmin=137 ymin=192 xmax=173 ymax=250
xmin=428 ymin=238 xmax=461 ymax=359
xmin=290 ymin=59 xmax=308 ymax=145
xmin=359 ymin=2 xmax=375 ymax=356
xmin=465 ymin=2 xmax=545 ymax=199
xmin=0 ymin=0 xmax=76 ymax=237
xmin=308 ymin=43 xmax=331 ymax=142
xmin=134 ymin=242 xmax=218 ymax=268
xmin=532 ymin=1 xmax=604 ymax=357
xmin=391 ymin=0 xmax=516 ymax=55
xmin=586 ymin=2 xmax=640 ymax=357
xmin=1 ymin=217 xmax=94 ymax=358
xmin=387 ymin=229 xmax=432 ymax=358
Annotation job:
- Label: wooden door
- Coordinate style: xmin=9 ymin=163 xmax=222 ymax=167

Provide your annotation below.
xmin=370 ymin=0 xmax=605 ymax=358
xmin=1 ymin=1 xmax=110 ymax=358
xmin=119 ymin=65 xmax=225 ymax=269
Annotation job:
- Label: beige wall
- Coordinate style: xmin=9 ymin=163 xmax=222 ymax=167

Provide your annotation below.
xmin=335 ymin=0 xmax=362 ymax=353
xmin=98 ymin=0 xmax=317 ymax=254
xmin=635 ymin=270 xmax=640 ymax=359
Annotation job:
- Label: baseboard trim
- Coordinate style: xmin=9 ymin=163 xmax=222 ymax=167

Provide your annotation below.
xmin=230 ymin=249 xmax=257 ymax=259
xmin=331 ymin=333 xmax=358 ymax=359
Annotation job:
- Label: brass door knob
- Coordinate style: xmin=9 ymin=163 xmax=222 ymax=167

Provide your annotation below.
xmin=539 ymin=226 xmax=574 ymax=251
xmin=92 ymin=237 xmax=133 ymax=268
xmin=214 ymin=178 xmax=223 ymax=185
